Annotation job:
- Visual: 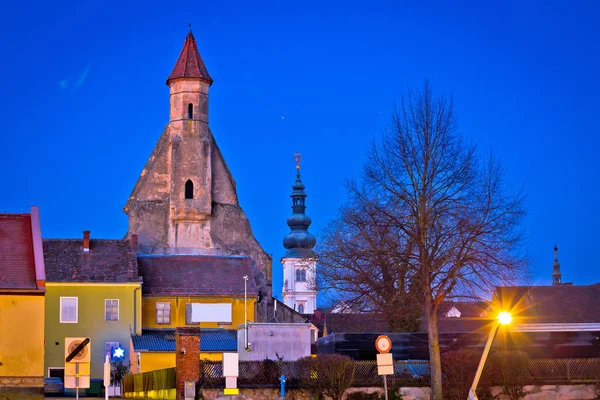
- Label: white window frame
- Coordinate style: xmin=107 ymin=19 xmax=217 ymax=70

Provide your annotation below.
xmin=296 ymin=269 xmax=306 ymax=282
xmin=156 ymin=302 xmax=171 ymax=325
xmin=48 ymin=367 xmax=65 ymax=378
xmin=60 ymin=297 xmax=78 ymax=323
xmin=105 ymin=299 xmax=120 ymax=321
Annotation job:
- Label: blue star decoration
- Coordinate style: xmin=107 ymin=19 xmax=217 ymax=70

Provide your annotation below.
xmin=113 ymin=347 xmax=125 ymax=359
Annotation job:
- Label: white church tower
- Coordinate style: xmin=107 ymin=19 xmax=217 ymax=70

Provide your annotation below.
xmin=281 ymin=154 xmax=317 ymax=314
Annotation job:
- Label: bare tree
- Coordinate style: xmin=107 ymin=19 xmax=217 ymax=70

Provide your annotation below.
xmin=319 ymin=81 xmax=528 ymax=400
xmin=317 ymin=190 xmax=422 ymax=332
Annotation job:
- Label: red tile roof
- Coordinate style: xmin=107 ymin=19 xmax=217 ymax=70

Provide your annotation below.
xmin=138 ymin=255 xmax=257 ymax=296
xmin=0 ymin=214 xmax=37 ymax=290
xmin=166 ymin=31 xmax=212 ymax=85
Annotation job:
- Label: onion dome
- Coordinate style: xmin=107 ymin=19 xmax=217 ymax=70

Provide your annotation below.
xmin=283 ymin=154 xmax=316 ymax=257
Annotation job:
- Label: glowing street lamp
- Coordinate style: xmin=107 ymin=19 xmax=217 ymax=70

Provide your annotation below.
xmin=467 ymin=312 xmax=512 ymax=400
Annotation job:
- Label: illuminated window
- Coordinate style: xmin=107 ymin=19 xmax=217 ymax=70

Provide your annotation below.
xmin=185 ymin=180 xmax=194 ymax=199
xmin=105 ymin=299 xmax=119 ymax=321
xmin=188 ymin=103 xmax=193 ymax=119
xmin=296 ymin=269 xmax=306 ymax=282
xmin=105 ymin=341 xmax=119 ymax=357
xmin=156 ymin=302 xmax=170 ymax=324
xmin=60 ymin=297 xmax=78 ymax=323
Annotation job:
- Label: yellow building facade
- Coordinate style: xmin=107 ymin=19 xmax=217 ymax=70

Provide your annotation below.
xmin=0 ymin=208 xmax=46 ymax=399
xmin=130 ymin=254 xmax=259 ymax=373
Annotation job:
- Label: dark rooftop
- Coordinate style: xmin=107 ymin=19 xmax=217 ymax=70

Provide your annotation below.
xmin=496 ymin=284 xmax=600 ymax=324
xmin=137 ymin=255 xmax=258 ymax=297
xmin=43 ymin=239 xmax=139 ymax=283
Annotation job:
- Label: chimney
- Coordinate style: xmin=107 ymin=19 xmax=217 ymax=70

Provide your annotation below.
xmin=130 ymin=234 xmax=139 ymax=252
xmin=83 ymin=230 xmax=90 ymax=252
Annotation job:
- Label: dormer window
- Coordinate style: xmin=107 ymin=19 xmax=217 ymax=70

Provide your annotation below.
xmin=188 ymin=103 xmax=193 ymax=119
xmin=185 ymin=180 xmax=194 ymax=199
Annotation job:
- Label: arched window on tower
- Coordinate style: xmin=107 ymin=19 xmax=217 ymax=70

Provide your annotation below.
xmin=188 ymin=103 xmax=193 ymax=119
xmin=298 ymin=304 xmax=304 ymax=314
xmin=296 ymin=269 xmax=306 ymax=282
xmin=185 ymin=180 xmax=194 ymax=199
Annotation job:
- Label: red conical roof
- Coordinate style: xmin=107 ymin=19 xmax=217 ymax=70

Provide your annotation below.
xmin=167 ymin=31 xmax=213 ymax=85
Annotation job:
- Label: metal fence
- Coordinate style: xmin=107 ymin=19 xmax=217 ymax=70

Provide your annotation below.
xmin=122 ymin=357 xmax=600 ymax=396
xmin=528 ymin=358 xmax=600 ymax=383
xmin=197 ymin=358 xmax=599 ymax=389
xmin=198 ymin=360 xmax=431 ymax=388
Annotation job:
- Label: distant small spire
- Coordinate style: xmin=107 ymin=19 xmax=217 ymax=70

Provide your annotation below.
xmin=294 ymin=152 xmax=302 ymax=170
xmin=552 ymin=245 xmax=562 ymax=286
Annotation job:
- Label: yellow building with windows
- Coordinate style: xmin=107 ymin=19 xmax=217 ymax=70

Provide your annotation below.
xmin=0 ymin=207 xmax=46 ymax=400
xmin=130 ymin=255 xmax=257 ymax=373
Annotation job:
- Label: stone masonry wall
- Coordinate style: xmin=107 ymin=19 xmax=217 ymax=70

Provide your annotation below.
xmin=0 ymin=376 xmax=44 ymax=400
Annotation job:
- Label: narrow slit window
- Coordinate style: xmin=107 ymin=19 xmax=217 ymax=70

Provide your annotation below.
xmin=185 ymin=180 xmax=194 ymax=199
xmin=188 ymin=103 xmax=193 ymax=119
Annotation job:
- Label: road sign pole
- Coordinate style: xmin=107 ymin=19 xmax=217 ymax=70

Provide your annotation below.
xmin=383 ymin=375 xmax=388 ymax=400
xmin=76 ymin=363 xmax=79 ymax=400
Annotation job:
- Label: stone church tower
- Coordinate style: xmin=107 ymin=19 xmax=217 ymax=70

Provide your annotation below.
xmin=281 ymin=155 xmax=318 ymax=314
xmin=123 ymin=31 xmax=272 ymax=309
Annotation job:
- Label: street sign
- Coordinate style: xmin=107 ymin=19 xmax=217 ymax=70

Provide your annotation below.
xmin=377 ymin=353 xmax=394 ymax=375
xmin=375 ymin=335 xmax=392 ymax=354
xmin=65 ymin=375 xmax=90 ymax=389
xmin=65 ymin=337 xmax=91 ymax=363
xmin=64 ymin=337 xmax=91 ymax=391
xmin=66 ymin=362 xmax=90 ymax=376
xmin=375 ymin=335 xmax=393 ymax=400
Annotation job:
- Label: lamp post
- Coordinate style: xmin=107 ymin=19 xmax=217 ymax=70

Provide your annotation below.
xmin=468 ymin=311 xmax=512 ymax=400
xmin=243 ymin=275 xmax=249 ymax=350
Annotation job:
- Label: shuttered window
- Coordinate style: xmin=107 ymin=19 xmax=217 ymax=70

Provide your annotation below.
xmin=60 ymin=297 xmax=78 ymax=323
xmin=156 ymin=302 xmax=171 ymax=324
xmin=105 ymin=299 xmax=119 ymax=321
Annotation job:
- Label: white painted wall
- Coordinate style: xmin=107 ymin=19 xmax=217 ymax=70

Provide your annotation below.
xmin=281 ymin=257 xmax=317 ymax=314
xmin=238 ymin=323 xmax=311 ymax=361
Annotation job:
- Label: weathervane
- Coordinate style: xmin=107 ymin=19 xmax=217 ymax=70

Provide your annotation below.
xmin=188 ymin=22 xmax=192 ymax=30
xmin=294 ymin=153 xmax=302 ymax=170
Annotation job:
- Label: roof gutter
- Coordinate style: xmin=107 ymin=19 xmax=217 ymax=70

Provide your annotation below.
xmin=133 ymin=286 xmax=141 ymax=335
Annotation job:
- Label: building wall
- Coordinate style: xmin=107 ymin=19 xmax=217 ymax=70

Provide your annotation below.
xmin=138 ymin=353 xmax=175 ymax=374
xmin=282 ymin=257 xmax=317 ymax=313
xmin=238 ymin=323 xmax=311 ymax=361
xmin=0 ymin=294 xmax=45 ymax=396
xmin=142 ymin=296 xmax=255 ymax=329
xmin=137 ymin=351 xmax=224 ymax=374
xmin=44 ymin=284 xmax=141 ymax=379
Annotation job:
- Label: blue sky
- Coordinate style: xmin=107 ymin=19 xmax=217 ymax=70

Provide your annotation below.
xmin=1 ymin=0 xmax=599 ymax=301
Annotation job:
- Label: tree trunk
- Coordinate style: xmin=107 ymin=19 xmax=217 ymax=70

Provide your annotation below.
xmin=425 ymin=299 xmax=443 ymax=400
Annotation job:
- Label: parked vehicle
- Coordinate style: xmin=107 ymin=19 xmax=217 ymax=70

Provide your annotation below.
xmin=44 ymin=377 xmax=64 ymax=396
